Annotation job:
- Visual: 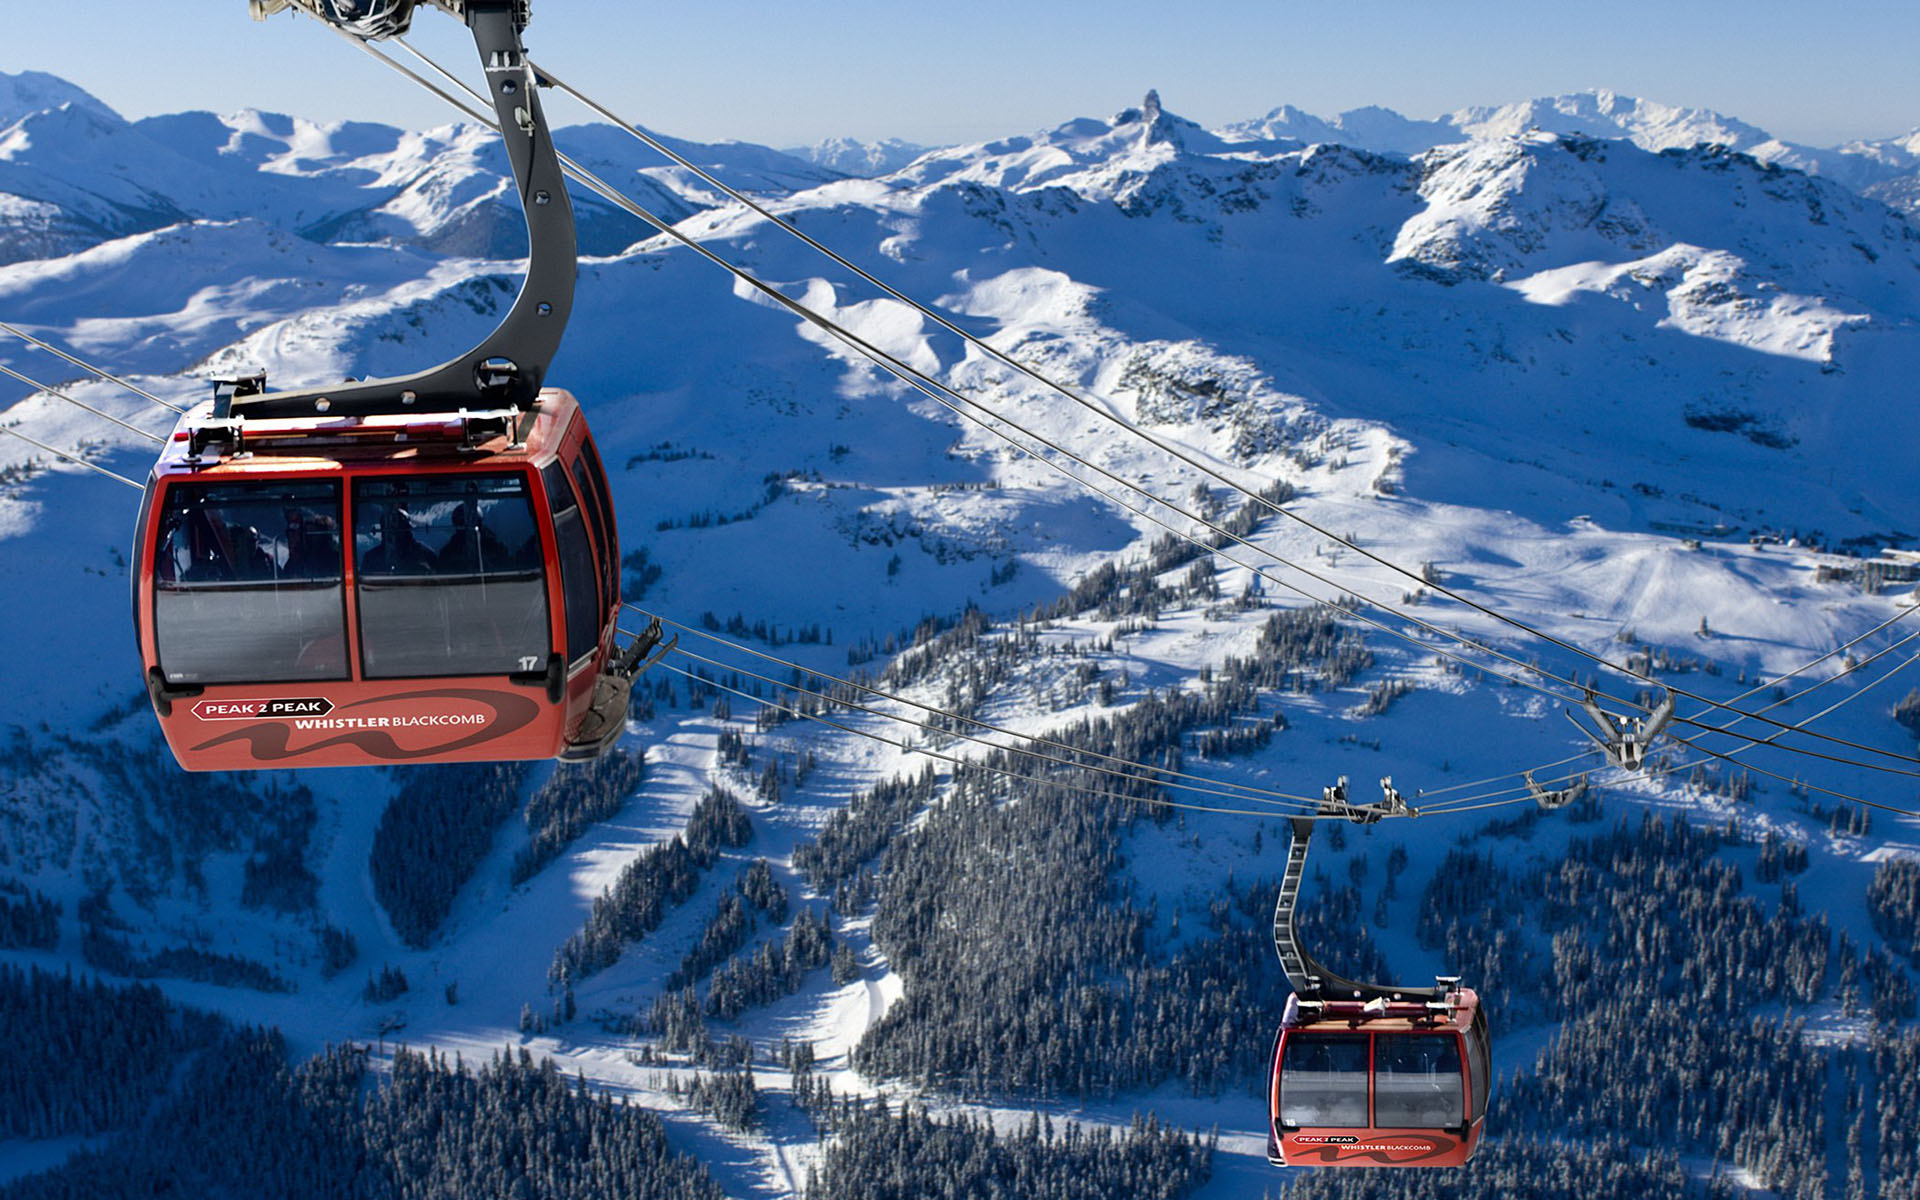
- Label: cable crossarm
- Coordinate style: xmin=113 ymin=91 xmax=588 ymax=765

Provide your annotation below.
xmin=627 ymin=603 xmax=1334 ymax=809
xmin=640 ymin=644 xmax=1397 ymax=821
xmin=0 ymin=363 xmax=165 ymax=444
xmin=1414 ymin=749 xmax=1598 ymax=800
xmin=0 ymin=320 xmax=184 ymax=414
xmin=0 ymin=425 xmax=141 ymax=488
xmin=661 ymin=636 xmax=1321 ymax=813
xmin=345 ymin=35 xmax=1920 ymax=774
xmin=506 ymin=49 xmax=1920 ymax=761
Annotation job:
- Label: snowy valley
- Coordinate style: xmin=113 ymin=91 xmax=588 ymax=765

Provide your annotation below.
xmin=1 ymin=63 xmax=1919 ymax=1199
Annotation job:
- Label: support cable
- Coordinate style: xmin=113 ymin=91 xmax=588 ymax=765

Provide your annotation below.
xmin=1419 ymin=601 xmax=1920 ymax=798
xmin=0 ymin=320 xmax=184 ymax=413
xmin=644 ymin=592 xmax=1920 ymax=822
xmin=629 ymin=603 xmax=1328 ymax=809
xmin=642 ymin=645 xmax=1452 ymax=822
xmin=0 ymin=426 xmax=141 ymax=488
xmin=6 ymin=8 xmax=1895 ymax=813
xmin=664 ymin=638 xmax=1321 ymax=812
xmin=1421 ymin=641 xmax=1920 ymax=815
xmin=377 ymin=38 xmax=1637 ymax=715
xmin=0 ymin=364 xmax=166 ymax=445
xmin=1422 ymin=624 xmax=1920 ymax=809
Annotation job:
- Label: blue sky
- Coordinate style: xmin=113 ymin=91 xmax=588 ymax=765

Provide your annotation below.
xmin=12 ymin=1 xmax=1919 ymax=148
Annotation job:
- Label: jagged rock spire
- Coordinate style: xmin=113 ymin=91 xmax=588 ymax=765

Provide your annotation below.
xmin=1138 ymin=89 xmax=1178 ymax=147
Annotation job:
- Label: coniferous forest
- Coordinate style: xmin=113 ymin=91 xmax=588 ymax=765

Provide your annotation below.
xmin=4 ymin=583 xmax=1916 ymax=1199
xmin=648 ymin=596 xmax=1919 ymax=1198
xmin=369 ymin=762 xmax=532 ymax=947
xmin=0 ymin=964 xmax=722 ymax=1200
xmin=808 ymin=1099 xmax=1213 ymax=1200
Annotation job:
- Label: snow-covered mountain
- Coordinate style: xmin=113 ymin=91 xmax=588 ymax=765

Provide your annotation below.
xmin=0 ymin=70 xmax=117 ymax=129
xmin=1451 ymin=90 xmax=1778 ymax=151
xmin=0 ymin=84 xmax=843 ymax=266
xmin=1225 ymin=89 xmax=1780 ymax=154
xmin=783 ymin=135 xmax=933 ymax=177
xmin=1226 ymin=87 xmax=1920 ymax=218
xmin=3 ymin=68 xmax=1919 ymax=1198
xmin=1222 ymin=101 xmax=1453 ymax=155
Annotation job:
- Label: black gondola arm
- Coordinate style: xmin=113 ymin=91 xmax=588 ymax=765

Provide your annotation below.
xmin=233 ymin=0 xmax=573 ymax=420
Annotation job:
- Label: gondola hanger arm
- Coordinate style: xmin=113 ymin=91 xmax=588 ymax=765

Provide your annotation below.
xmin=233 ymin=0 xmax=569 ymax=421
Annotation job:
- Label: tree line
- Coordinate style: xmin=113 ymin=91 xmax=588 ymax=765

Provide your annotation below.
xmin=806 ymin=1096 xmax=1213 ymax=1200
xmin=0 ymin=877 xmax=58 ymax=950
xmin=512 ymin=748 xmax=644 ymax=886
xmin=6 ymin=1037 xmax=723 ymax=1200
xmin=548 ymin=785 xmax=752 ymax=987
xmin=369 ymin=762 xmax=531 ymax=947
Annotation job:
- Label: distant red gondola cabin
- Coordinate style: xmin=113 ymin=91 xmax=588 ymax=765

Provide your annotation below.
xmin=134 ymin=391 xmax=638 ymax=770
xmin=1267 ymin=987 xmax=1490 ymax=1168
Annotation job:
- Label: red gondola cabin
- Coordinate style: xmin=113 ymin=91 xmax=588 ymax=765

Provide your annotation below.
xmin=135 ymin=391 xmax=647 ymax=770
xmin=1268 ymin=987 xmax=1489 ymax=1168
